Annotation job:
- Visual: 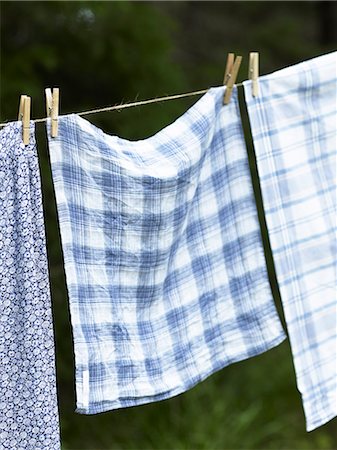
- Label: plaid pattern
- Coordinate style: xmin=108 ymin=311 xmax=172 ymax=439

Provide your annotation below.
xmin=47 ymin=86 xmax=286 ymax=414
xmin=243 ymin=52 xmax=337 ymax=431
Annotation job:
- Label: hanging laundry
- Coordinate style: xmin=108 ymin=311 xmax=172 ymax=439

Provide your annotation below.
xmin=47 ymin=86 xmax=286 ymax=415
xmin=243 ymin=51 xmax=337 ymax=431
xmin=0 ymin=122 xmax=60 ymax=449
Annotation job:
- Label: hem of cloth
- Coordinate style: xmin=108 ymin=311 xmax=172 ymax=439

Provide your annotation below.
xmin=304 ymin=391 xmax=337 ymax=432
xmin=74 ymin=331 xmax=287 ymax=414
xmin=306 ymin=409 xmax=337 ymax=433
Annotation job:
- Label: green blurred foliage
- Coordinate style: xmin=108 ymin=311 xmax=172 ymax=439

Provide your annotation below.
xmin=1 ymin=1 xmax=336 ymax=449
xmin=0 ymin=1 xmax=187 ymax=137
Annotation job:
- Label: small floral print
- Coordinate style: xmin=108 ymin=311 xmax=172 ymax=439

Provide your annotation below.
xmin=0 ymin=121 xmax=60 ymax=450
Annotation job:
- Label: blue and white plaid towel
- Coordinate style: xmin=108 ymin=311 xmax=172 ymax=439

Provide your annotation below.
xmin=243 ymin=52 xmax=337 ymax=431
xmin=47 ymin=86 xmax=286 ymax=414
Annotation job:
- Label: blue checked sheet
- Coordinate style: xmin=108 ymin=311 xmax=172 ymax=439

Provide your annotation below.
xmin=243 ymin=52 xmax=337 ymax=431
xmin=47 ymin=86 xmax=286 ymax=414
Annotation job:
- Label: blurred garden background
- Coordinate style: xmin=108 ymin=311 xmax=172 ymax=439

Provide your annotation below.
xmin=1 ymin=1 xmax=336 ymax=449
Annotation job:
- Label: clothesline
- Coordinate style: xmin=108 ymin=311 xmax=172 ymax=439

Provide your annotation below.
xmin=0 ymin=83 xmax=244 ymax=128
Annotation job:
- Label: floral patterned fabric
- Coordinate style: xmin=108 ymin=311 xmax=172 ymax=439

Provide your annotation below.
xmin=0 ymin=121 xmax=60 ymax=449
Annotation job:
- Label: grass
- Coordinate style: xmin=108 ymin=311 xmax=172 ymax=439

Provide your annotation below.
xmin=59 ymin=340 xmax=336 ymax=450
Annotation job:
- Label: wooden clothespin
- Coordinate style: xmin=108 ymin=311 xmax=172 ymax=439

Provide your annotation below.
xmin=223 ymin=53 xmax=235 ymax=86
xmin=248 ymin=52 xmax=259 ymax=97
xmin=45 ymin=87 xmax=59 ymax=137
xmin=18 ymin=95 xmax=31 ymax=145
xmin=223 ymin=55 xmax=242 ymax=105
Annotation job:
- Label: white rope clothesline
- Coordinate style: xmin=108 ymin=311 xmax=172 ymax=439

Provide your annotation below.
xmin=0 ymin=83 xmax=244 ymax=128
